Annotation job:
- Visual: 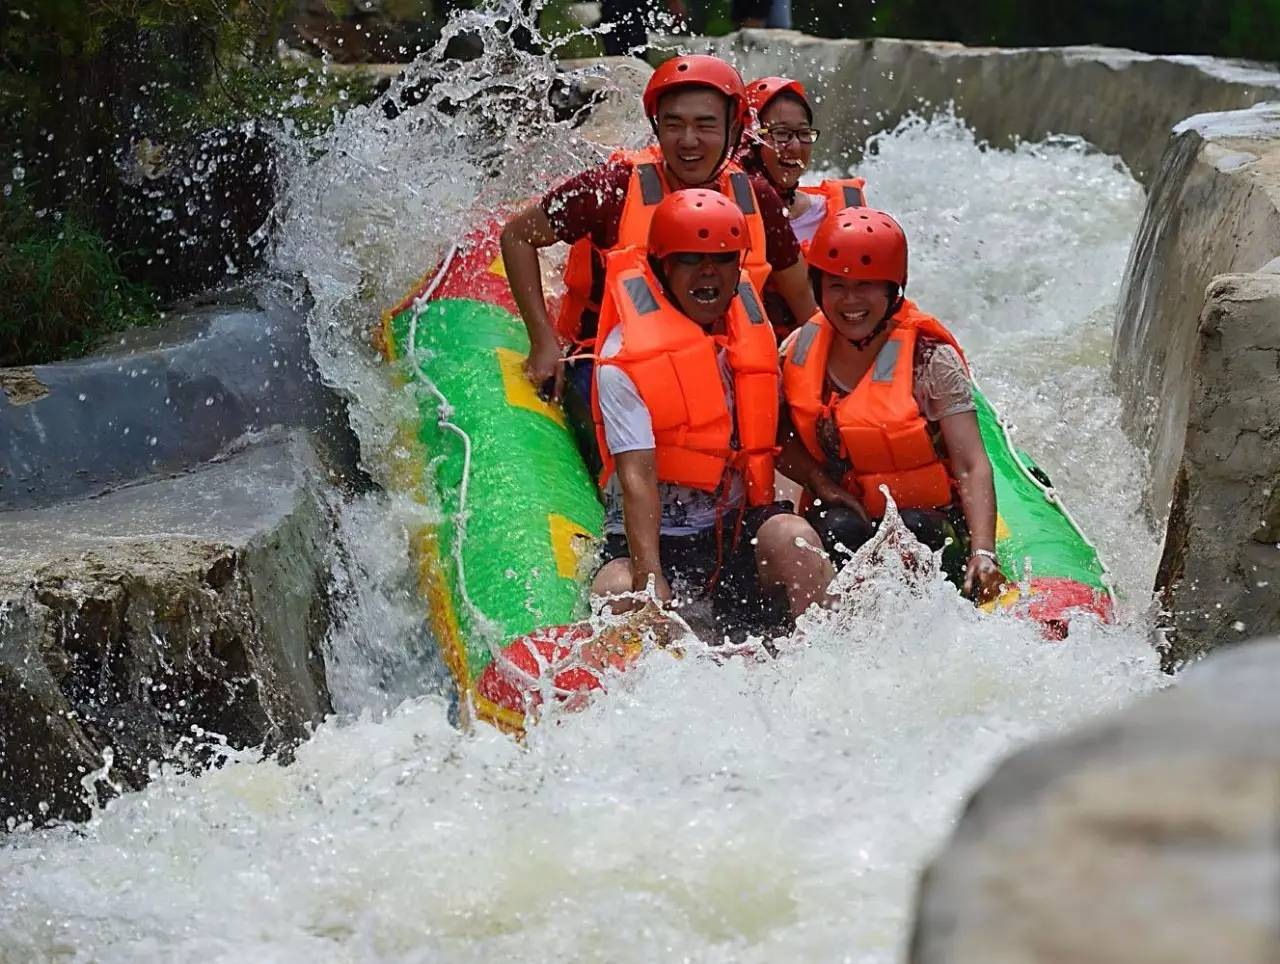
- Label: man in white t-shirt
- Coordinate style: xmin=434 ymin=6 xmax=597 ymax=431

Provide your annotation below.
xmin=589 ymin=189 xmax=835 ymax=642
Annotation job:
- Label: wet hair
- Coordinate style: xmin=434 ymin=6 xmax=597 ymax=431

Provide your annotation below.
xmin=742 ymin=90 xmax=815 ymax=196
xmin=765 ymin=90 xmax=814 ymax=127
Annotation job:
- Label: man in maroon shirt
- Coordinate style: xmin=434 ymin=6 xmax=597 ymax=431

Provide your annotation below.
xmin=499 ymin=54 xmax=816 ymax=409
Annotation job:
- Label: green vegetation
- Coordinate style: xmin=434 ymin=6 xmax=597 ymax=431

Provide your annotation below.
xmin=791 ymin=0 xmax=1280 ymax=62
xmin=0 ymin=190 xmax=158 ymax=366
xmin=539 ymin=0 xmax=603 ymax=59
xmin=0 ymin=1 xmax=378 ymax=366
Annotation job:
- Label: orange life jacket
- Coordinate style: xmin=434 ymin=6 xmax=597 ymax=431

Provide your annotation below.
xmin=796 ymin=177 xmax=868 ymax=258
xmin=592 ymin=246 xmax=779 ymax=506
xmin=556 ymin=145 xmax=772 ymax=345
xmin=757 ymin=177 xmax=868 ymax=340
xmin=799 ymin=176 xmax=867 ymax=211
xmin=782 ymin=301 xmax=968 ymax=518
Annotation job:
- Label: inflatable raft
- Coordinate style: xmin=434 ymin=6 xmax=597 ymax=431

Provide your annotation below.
xmin=381 ymin=215 xmax=1113 ymax=734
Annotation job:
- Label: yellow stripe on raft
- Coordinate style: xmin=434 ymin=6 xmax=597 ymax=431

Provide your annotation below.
xmin=497 ymin=346 xmax=566 ymax=426
xmin=549 ymin=513 xmax=595 ymax=579
xmin=416 ymin=523 xmax=530 ymax=735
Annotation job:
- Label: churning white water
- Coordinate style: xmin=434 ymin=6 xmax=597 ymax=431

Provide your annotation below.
xmin=1 ymin=13 xmax=1166 ymax=963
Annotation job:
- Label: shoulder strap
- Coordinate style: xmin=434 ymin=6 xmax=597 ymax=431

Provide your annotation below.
xmin=727 ymin=171 xmax=757 ymax=215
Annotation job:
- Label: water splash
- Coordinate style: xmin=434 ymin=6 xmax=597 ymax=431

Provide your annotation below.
xmin=825 ymin=110 xmax=1157 ymax=607
xmin=0 ymin=10 xmax=1168 ymax=962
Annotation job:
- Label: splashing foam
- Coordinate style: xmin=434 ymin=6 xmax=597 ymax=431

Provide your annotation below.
xmin=822 ymin=111 xmax=1157 ymax=605
xmin=0 ymin=11 xmax=1167 ymax=962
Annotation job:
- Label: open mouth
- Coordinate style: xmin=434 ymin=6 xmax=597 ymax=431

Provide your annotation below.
xmin=677 ymin=152 xmax=704 ymax=165
xmin=691 ymin=285 xmax=722 ymax=304
xmin=841 ymin=309 xmax=871 ymax=324
xmin=780 ymin=158 xmax=804 ymax=170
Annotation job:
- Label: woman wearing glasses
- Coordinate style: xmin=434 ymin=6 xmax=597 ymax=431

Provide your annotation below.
xmin=742 ymin=77 xmax=871 ymax=337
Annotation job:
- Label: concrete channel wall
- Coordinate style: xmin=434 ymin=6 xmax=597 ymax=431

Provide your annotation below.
xmin=696 ymin=31 xmax=1280 ymax=183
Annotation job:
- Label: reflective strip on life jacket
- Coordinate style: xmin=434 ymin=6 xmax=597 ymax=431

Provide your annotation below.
xmin=593 ymin=247 xmax=780 ymax=505
xmin=798 ymin=176 xmax=869 ymax=213
xmin=795 ymin=177 xmax=868 ymax=266
xmin=555 ymin=145 xmax=773 ymax=345
xmin=782 ymin=302 xmax=967 ymax=518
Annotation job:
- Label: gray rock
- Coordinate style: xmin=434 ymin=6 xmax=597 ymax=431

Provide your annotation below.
xmin=685 ymin=31 xmax=1280 ymax=183
xmin=0 ymin=432 xmax=335 ymax=828
xmin=1112 ymin=104 xmax=1280 ymax=522
xmin=0 ymin=283 xmax=362 ymax=512
xmin=910 ymin=636 xmax=1280 ymax=964
xmin=1153 ymin=274 xmax=1280 ymax=665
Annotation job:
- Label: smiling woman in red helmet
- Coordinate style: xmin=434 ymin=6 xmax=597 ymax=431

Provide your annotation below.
xmin=589 ymin=188 xmax=835 ymax=641
xmin=498 ymin=55 xmax=818 ymax=464
xmin=778 ymin=206 xmax=1007 ymax=603
xmin=740 ymin=76 xmax=870 ymax=338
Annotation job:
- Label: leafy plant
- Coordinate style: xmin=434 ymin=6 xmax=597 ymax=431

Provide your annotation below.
xmin=0 ymin=190 xmax=158 ymax=367
xmin=792 ymin=0 xmax=1280 ymax=61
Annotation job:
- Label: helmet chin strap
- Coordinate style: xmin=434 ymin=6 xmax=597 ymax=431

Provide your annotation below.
xmin=709 ymin=101 xmax=742 ymax=181
xmin=846 ymin=316 xmax=889 ymax=350
xmin=846 ymin=292 xmax=903 ymax=350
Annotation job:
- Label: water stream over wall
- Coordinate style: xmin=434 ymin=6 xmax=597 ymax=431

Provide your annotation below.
xmin=1 ymin=12 xmax=1168 ymax=963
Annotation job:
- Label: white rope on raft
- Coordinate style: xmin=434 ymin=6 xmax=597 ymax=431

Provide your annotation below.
xmin=405 ymin=241 xmax=497 ymax=638
xmin=403 ymin=241 xmax=582 ymax=701
xmin=974 ymin=376 xmax=1119 ymax=606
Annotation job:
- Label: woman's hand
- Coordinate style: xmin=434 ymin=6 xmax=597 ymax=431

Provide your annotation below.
xmin=964 ymin=552 xmax=1007 ymax=604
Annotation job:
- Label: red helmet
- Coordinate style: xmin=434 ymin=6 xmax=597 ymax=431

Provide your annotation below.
xmin=648 ymin=189 xmax=748 ymax=259
xmin=808 ymin=207 xmax=908 ymax=288
xmin=643 ymin=55 xmax=749 ymax=125
xmin=745 ymin=76 xmax=810 ymax=121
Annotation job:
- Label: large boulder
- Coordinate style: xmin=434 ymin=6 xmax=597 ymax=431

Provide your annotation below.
xmin=689 ymin=31 xmax=1280 ymax=182
xmin=1153 ymin=274 xmax=1280 ymax=665
xmin=0 ymin=283 xmax=361 ymax=512
xmin=910 ymin=636 xmax=1280 ymax=964
xmin=0 ymin=432 xmax=335 ymax=829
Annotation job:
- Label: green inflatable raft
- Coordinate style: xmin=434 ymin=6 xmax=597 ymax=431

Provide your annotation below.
xmin=381 ymin=216 xmax=1113 ymax=733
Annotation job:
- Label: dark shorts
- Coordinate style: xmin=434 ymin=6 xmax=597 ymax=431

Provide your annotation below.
xmin=599 ymin=501 xmax=795 ymax=642
xmin=805 ymin=503 xmax=971 ymax=585
xmin=561 ymin=357 xmax=602 ymax=481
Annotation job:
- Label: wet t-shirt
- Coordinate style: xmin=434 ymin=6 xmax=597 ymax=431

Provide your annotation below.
xmin=540 ymin=159 xmax=802 ymax=270
xmin=788 ymin=192 xmax=827 ymax=245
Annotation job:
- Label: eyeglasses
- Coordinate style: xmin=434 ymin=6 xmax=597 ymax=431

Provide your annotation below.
xmin=670 ymin=251 xmax=740 ymax=265
xmin=765 ymin=127 xmax=820 ymax=146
